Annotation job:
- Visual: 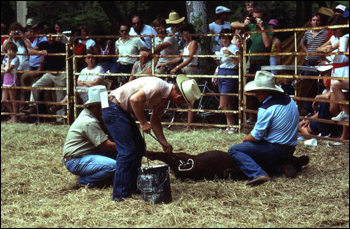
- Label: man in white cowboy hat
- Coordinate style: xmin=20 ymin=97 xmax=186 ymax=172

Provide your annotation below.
xmin=102 ymin=75 xmax=200 ymax=201
xmin=228 ymin=71 xmax=300 ymax=186
xmin=62 ymin=85 xmax=117 ymax=189
xmin=209 ymin=6 xmax=232 ymax=53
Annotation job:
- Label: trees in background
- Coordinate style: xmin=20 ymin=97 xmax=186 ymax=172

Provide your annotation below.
xmin=1 ymin=1 xmax=349 ymax=35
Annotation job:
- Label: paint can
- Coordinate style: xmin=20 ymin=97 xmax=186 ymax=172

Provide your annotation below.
xmin=137 ymin=164 xmax=172 ymax=204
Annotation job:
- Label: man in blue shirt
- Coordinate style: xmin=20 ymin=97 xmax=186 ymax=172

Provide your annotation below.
xmin=228 ymin=71 xmax=300 ymax=186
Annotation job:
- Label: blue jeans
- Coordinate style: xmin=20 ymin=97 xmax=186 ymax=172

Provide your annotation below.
xmin=102 ymin=101 xmax=146 ymax=201
xmin=228 ymin=141 xmax=295 ymax=179
xmin=64 ymin=148 xmax=117 ymax=187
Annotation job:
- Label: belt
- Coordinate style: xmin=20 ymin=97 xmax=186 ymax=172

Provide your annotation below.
xmin=273 ymin=143 xmax=296 ymax=149
xmin=108 ymin=95 xmax=121 ymax=105
xmin=333 ymin=62 xmax=349 ymax=69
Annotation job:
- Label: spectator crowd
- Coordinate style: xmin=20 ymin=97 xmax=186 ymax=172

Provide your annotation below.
xmin=1 ymin=1 xmax=349 ymax=142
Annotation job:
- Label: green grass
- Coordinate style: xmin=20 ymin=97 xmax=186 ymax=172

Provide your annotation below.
xmin=1 ymin=123 xmax=349 ymax=228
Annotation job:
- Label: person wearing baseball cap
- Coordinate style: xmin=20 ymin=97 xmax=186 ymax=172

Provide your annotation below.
xmin=62 ymin=85 xmax=118 ymax=189
xmin=333 ymin=4 xmax=346 ymax=15
xmin=209 ymin=6 xmax=232 ymax=53
xmin=103 ymin=75 xmax=200 ymax=201
xmin=228 ymin=71 xmax=301 ymax=186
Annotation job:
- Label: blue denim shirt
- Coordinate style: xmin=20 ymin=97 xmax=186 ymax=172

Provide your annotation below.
xmin=251 ymin=94 xmax=299 ymax=146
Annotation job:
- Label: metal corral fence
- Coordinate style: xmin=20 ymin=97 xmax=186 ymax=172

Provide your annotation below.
xmin=1 ymin=25 xmax=349 ymax=144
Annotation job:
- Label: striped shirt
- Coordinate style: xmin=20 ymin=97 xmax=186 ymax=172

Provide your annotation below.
xmin=251 ymin=94 xmax=299 ymax=146
xmin=301 ymin=29 xmax=328 ymax=63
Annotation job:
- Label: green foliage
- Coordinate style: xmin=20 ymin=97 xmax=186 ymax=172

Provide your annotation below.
xmin=3 ymin=1 xmax=349 ymax=34
xmin=27 ymin=1 xmax=112 ymax=34
xmin=1 ymin=1 xmax=16 ymax=25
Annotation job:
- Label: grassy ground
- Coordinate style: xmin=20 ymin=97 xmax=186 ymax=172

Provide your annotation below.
xmin=1 ymin=123 xmax=349 ymax=228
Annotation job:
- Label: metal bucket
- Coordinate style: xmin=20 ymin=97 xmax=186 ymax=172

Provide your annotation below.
xmin=137 ymin=164 xmax=172 ymax=204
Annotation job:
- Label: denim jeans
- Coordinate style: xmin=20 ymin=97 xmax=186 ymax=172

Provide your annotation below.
xmin=102 ymin=101 xmax=146 ymax=201
xmin=228 ymin=141 xmax=295 ymax=179
xmin=64 ymin=148 xmax=117 ymax=187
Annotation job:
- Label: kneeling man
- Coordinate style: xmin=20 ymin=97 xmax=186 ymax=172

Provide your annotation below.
xmin=62 ymin=85 xmax=118 ymax=188
xmin=228 ymin=71 xmax=299 ymax=186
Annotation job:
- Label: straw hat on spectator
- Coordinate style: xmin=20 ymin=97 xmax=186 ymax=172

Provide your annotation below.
xmin=166 ymin=12 xmax=185 ymax=25
xmin=176 ymin=75 xmax=201 ymax=106
xmin=245 ymin=71 xmax=284 ymax=93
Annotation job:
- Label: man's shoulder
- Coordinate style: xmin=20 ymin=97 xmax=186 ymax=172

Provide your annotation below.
xmin=142 ymin=24 xmax=157 ymax=34
xmin=37 ymin=41 xmax=50 ymax=49
xmin=75 ymin=109 xmax=99 ymax=124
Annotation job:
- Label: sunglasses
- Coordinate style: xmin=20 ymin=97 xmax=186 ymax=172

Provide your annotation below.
xmin=132 ymin=22 xmax=141 ymax=25
xmin=120 ymin=30 xmax=129 ymax=33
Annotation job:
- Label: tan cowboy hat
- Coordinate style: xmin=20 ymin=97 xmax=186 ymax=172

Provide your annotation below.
xmin=176 ymin=75 xmax=201 ymax=106
xmin=245 ymin=71 xmax=284 ymax=93
xmin=85 ymin=85 xmax=107 ymax=106
xmin=166 ymin=12 xmax=185 ymax=25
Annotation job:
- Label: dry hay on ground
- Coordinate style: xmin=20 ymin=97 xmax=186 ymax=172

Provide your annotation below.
xmin=1 ymin=123 xmax=349 ymax=228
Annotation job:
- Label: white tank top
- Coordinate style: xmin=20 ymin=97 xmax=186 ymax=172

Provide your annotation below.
xmin=182 ymin=41 xmax=201 ymax=66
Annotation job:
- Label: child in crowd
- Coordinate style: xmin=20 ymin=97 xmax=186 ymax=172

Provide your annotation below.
xmin=2 ymin=42 xmax=20 ymax=122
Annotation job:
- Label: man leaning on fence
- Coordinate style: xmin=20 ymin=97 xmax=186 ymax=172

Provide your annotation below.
xmin=23 ymin=28 xmax=66 ymax=123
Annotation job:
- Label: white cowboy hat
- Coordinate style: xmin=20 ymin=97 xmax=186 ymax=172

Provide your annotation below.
xmin=216 ymin=6 xmax=231 ymax=15
xmin=84 ymin=85 xmax=107 ymax=106
xmin=166 ymin=12 xmax=185 ymax=25
xmin=245 ymin=71 xmax=284 ymax=93
xmin=316 ymin=65 xmax=333 ymax=72
xmin=176 ymin=75 xmax=201 ymax=106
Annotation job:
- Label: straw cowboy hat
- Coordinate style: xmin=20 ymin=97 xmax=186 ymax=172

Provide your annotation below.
xmin=176 ymin=75 xmax=201 ymax=106
xmin=84 ymin=85 xmax=107 ymax=106
xmin=245 ymin=71 xmax=284 ymax=93
xmin=166 ymin=12 xmax=185 ymax=25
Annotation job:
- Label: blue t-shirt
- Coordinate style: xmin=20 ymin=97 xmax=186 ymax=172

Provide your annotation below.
xmin=251 ymin=94 xmax=299 ymax=146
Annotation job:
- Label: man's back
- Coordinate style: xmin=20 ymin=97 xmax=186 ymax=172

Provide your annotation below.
xmin=63 ymin=109 xmax=108 ymax=158
xmin=252 ymin=94 xmax=299 ymax=146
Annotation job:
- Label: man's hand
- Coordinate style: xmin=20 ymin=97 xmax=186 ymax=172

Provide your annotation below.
xmin=244 ymin=17 xmax=251 ymax=26
xmin=242 ymin=133 xmax=259 ymax=143
xmin=161 ymin=142 xmax=173 ymax=154
xmin=40 ymin=50 xmax=48 ymax=56
xmin=256 ymin=18 xmax=265 ymax=30
xmin=140 ymin=122 xmax=152 ymax=134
